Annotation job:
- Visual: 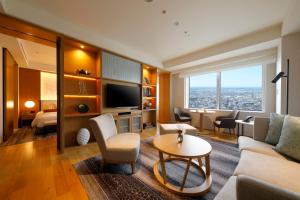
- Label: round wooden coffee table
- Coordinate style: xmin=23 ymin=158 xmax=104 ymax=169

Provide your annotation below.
xmin=153 ymin=134 xmax=212 ymax=196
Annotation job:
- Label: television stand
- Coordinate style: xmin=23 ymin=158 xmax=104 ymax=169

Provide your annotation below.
xmin=102 ymin=110 xmax=142 ymax=133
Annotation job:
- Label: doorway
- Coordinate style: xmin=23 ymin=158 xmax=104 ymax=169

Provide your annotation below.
xmin=1 ymin=33 xmax=58 ymax=147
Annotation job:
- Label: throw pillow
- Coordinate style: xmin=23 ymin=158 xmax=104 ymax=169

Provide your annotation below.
xmin=265 ymin=113 xmax=285 ymax=145
xmin=275 ymin=115 xmax=300 ymax=161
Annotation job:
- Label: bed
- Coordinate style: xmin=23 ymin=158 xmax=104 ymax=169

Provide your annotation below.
xmin=31 ymin=100 xmax=57 ymax=134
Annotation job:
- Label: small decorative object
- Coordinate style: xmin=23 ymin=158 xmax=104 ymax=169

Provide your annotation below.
xmin=77 ymin=104 xmax=89 ymax=113
xmin=76 ymin=68 xmax=91 ymax=75
xmin=143 ymin=122 xmax=154 ymax=129
xmin=144 ymin=77 xmax=150 ymax=84
xmin=143 ymin=102 xmax=152 ymax=109
xmin=78 ymin=80 xmax=87 ymax=94
xmin=77 ymin=128 xmax=90 ymax=145
xmin=177 ymin=125 xmax=185 ymax=143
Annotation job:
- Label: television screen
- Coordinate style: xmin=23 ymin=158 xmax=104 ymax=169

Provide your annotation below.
xmin=106 ymin=84 xmax=140 ymax=107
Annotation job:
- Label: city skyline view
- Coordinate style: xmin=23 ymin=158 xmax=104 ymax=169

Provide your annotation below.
xmin=189 ymin=65 xmax=263 ymax=111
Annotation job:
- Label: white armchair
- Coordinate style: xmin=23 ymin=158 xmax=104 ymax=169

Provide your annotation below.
xmin=89 ymin=114 xmax=140 ymax=174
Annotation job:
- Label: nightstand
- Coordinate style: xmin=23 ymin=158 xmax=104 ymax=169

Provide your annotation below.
xmin=20 ymin=113 xmax=36 ymax=127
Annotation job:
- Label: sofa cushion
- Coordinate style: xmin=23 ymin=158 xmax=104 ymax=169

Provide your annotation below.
xmin=234 ymin=150 xmax=300 ymax=193
xmin=214 ymin=176 xmax=237 ymax=200
xmin=238 ymin=136 xmax=285 ymax=159
xmin=275 ymin=115 xmax=300 ymax=162
xmin=265 ymin=113 xmax=285 ymax=145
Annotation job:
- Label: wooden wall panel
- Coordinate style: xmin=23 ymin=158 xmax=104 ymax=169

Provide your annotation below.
xmin=19 ymin=68 xmax=41 ymax=115
xmin=3 ymin=48 xmax=18 ymax=141
xmin=158 ymin=72 xmax=171 ymax=123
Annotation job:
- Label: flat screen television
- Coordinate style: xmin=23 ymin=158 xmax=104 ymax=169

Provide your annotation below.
xmin=106 ymin=84 xmax=140 ymax=108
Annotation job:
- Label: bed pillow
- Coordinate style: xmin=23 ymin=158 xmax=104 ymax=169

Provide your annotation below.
xmin=275 ymin=115 xmax=300 ymax=161
xmin=265 ymin=113 xmax=285 ymax=145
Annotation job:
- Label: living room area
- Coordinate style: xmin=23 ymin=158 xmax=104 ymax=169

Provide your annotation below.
xmin=0 ymin=0 xmax=300 ymax=200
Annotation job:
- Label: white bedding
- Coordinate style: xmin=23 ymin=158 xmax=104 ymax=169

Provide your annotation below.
xmin=31 ymin=111 xmax=57 ymax=128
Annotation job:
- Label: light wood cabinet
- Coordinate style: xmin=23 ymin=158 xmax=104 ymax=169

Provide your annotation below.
xmin=106 ymin=111 xmax=142 ymax=134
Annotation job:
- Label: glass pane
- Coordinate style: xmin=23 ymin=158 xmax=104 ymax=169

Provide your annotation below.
xmin=220 ymin=65 xmax=262 ymax=111
xmin=189 ymin=73 xmax=217 ymax=109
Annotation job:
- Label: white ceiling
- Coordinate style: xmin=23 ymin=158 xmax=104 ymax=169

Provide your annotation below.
xmin=1 ymin=0 xmax=298 ymax=70
xmin=0 ymin=33 xmax=56 ymax=72
xmin=18 ymin=39 xmax=56 ymax=72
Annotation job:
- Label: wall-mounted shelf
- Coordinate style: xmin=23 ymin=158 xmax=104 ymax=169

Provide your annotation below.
xmin=64 ymin=73 xmax=100 ymax=80
xmin=143 ymin=109 xmax=157 ymax=111
xmin=64 ymin=112 xmax=101 ymax=118
xmin=142 ymin=64 xmax=157 ymax=129
xmin=62 ymin=40 xmax=101 ymax=147
xmin=64 ymin=94 xmax=100 ymax=98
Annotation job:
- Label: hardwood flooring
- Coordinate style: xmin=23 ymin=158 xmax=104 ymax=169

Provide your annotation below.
xmin=0 ymin=127 xmax=56 ymax=147
xmin=0 ymin=127 xmax=236 ymax=199
xmin=0 ymin=137 xmax=94 ymax=200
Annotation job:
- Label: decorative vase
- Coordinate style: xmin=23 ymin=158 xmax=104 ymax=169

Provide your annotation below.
xmin=77 ymin=104 xmax=89 ymax=113
xmin=77 ymin=128 xmax=90 ymax=145
xmin=177 ymin=125 xmax=185 ymax=143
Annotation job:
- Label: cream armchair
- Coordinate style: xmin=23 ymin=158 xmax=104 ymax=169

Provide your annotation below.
xmin=89 ymin=114 xmax=140 ymax=174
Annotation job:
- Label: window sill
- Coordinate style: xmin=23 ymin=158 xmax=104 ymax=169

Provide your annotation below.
xmin=185 ymin=108 xmax=265 ymax=114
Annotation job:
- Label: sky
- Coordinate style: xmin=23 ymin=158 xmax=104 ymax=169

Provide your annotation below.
xmin=190 ymin=65 xmax=262 ymax=88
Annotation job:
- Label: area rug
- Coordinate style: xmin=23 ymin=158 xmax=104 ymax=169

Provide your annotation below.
xmin=74 ymin=137 xmax=240 ymax=200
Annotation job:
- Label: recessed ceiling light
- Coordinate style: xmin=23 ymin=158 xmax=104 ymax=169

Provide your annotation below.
xmin=80 ymin=45 xmax=85 ymax=49
xmin=144 ymin=0 xmax=153 ymax=2
xmin=174 ymin=21 xmax=179 ymax=26
xmin=162 ymin=10 xmax=167 ymax=14
xmin=184 ymin=31 xmax=188 ymax=34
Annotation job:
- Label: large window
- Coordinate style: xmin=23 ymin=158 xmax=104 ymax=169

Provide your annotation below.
xmin=189 ymin=73 xmax=217 ymax=109
xmin=220 ymin=66 xmax=262 ymax=111
xmin=188 ymin=65 xmax=263 ymax=111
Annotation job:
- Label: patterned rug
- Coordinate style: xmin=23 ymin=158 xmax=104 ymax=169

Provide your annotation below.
xmin=74 ymin=136 xmax=240 ymax=200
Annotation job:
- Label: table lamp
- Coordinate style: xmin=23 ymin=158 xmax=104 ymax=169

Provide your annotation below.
xmin=24 ymin=100 xmax=35 ymax=114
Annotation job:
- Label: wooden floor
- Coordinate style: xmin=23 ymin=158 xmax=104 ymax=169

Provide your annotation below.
xmin=0 ymin=127 xmax=56 ymax=147
xmin=0 ymin=128 xmax=235 ymax=199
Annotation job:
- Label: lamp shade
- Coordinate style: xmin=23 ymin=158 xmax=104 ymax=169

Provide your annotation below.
xmin=25 ymin=101 xmax=35 ymax=108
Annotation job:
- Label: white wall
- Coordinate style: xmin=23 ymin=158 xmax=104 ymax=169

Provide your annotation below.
xmin=281 ymin=31 xmax=300 ymax=116
xmin=0 ymin=47 xmax=3 ymax=143
xmin=171 ymin=63 xmax=276 ymax=137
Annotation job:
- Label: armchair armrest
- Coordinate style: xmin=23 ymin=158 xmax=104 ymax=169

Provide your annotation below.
xmin=253 ymin=117 xmax=270 ymax=142
xmin=237 ymin=175 xmax=300 ymax=200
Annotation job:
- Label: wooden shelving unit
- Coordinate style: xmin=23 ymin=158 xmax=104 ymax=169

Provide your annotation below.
xmin=64 ymin=112 xmax=101 ymax=118
xmin=142 ymin=64 xmax=158 ymax=129
xmin=63 ymin=39 xmax=101 ymax=147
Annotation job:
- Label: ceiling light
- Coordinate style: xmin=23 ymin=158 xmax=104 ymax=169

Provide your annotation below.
xmin=174 ymin=21 xmax=179 ymax=26
xmin=80 ymin=45 xmax=85 ymax=49
xmin=144 ymin=0 xmax=153 ymax=2
xmin=162 ymin=10 xmax=167 ymax=14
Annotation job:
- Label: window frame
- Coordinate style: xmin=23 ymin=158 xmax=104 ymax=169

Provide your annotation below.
xmin=186 ymin=64 xmax=266 ymax=112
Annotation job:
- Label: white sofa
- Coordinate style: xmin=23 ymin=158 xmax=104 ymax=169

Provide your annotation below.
xmin=214 ymin=117 xmax=300 ymax=200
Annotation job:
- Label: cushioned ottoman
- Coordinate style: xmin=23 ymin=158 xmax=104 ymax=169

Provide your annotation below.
xmin=159 ymin=123 xmax=198 ymax=135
